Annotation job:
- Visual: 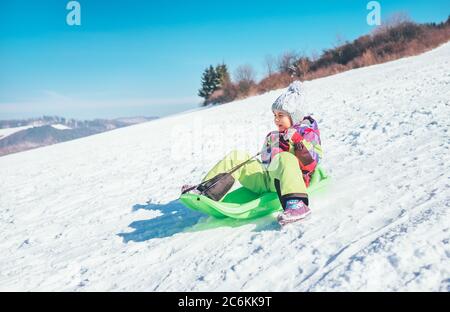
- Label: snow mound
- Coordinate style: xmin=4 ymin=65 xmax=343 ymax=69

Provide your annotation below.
xmin=0 ymin=125 xmax=36 ymax=140
xmin=50 ymin=124 xmax=72 ymax=130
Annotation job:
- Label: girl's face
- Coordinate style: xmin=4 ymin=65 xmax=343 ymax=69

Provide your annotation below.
xmin=273 ymin=110 xmax=292 ymax=132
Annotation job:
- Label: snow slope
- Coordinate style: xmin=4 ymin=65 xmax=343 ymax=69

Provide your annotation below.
xmin=1 ymin=42 xmax=449 ymax=291
xmin=0 ymin=125 xmax=36 ymax=140
xmin=50 ymin=124 xmax=72 ymax=130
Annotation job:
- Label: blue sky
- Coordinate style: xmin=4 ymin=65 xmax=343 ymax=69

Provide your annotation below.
xmin=0 ymin=0 xmax=448 ymax=120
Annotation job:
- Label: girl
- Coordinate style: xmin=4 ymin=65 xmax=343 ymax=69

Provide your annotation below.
xmin=182 ymin=81 xmax=323 ymax=225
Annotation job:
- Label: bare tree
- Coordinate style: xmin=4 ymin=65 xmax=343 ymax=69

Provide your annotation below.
xmin=234 ymin=64 xmax=256 ymax=84
xmin=263 ymin=54 xmax=276 ymax=76
xmin=234 ymin=64 xmax=256 ymax=97
xmin=277 ymin=51 xmax=297 ymax=74
xmin=334 ymin=33 xmax=346 ymax=48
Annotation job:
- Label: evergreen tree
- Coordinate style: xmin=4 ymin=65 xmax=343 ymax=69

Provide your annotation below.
xmin=198 ymin=65 xmax=220 ymax=105
xmin=215 ymin=63 xmax=230 ymax=88
xmin=198 ymin=63 xmax=232 ymax=105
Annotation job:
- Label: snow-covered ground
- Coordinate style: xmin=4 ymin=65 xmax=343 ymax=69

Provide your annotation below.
xmin=0 ymin=125 xmax=36 ymax=140
xmin=0 ymin=123 xmax=71 ymax=140
xmin=50 ymin=124 xmax=72 ymax=130
xmin=1 ymin=42 xmax=449 ymax=291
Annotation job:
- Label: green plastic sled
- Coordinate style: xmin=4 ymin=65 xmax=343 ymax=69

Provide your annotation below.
xmin=180 ymin=165 xmax=330 ymax=220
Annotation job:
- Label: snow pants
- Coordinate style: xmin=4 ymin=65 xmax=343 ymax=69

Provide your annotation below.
xmin=202 ymin=150 xmax=308 ymax=208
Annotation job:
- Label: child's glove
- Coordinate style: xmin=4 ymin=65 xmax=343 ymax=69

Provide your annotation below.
xmin=277 ymin=134 xmax=290 ymax=151
xmin=261 ymin=131 xmax=290 ymax=165
xmin=282 ymin=128 xmax=303 ymax=144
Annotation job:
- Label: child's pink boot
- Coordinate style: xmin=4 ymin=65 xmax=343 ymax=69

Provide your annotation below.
xmin=277 ymin=199 xmax=311 ymax=226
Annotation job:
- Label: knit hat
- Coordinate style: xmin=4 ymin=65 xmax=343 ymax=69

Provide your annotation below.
xmin=271 ymin=80 xmax=306 ymax=125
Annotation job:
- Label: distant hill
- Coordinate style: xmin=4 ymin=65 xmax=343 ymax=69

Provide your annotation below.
xmin=0 ymin=116 xmax=158 ymax=156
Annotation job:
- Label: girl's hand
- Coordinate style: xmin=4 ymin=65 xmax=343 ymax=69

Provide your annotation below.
xmin=282 ymin=128 xmax=303 ymax=144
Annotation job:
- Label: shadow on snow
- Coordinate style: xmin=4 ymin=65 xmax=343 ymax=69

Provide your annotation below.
xmin=117 ymin=199 xmax=280 ymax=243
